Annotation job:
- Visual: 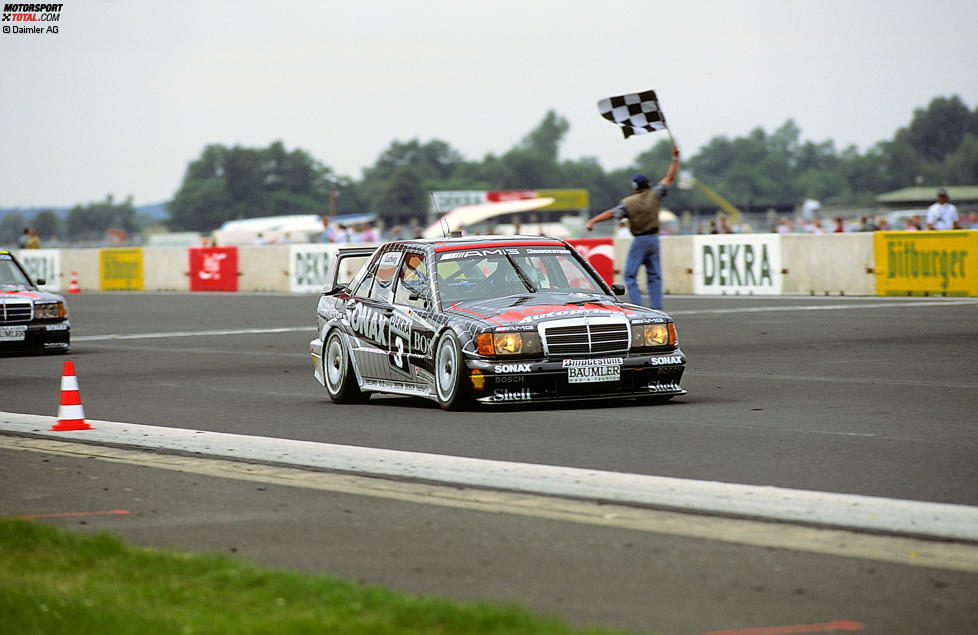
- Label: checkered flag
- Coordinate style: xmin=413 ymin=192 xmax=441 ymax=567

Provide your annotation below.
xmin=597 ymin=90 xmax=667 ymax=139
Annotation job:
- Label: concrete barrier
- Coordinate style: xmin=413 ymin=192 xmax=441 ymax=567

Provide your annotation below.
xmin=44 ymin=233 xmax=977 ymax=297
xmin=782 ymin=233 xmax=876 ymax=295
xmin=146 ymin=247 xmax=190 ymax=292
xmin=237 ymin=245 xmax=290 ymax=292
xmin=60 ymin=249 xmax=100 ymax=293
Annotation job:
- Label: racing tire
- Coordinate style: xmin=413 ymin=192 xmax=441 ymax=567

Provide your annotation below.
xmin=433 ymin=330 xmax=469 ymax=411
xmin=323 ymin=331 xmax=366 ymax=404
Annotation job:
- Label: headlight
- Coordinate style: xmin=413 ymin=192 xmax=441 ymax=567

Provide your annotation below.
xmin=630 ymin=322 xmax=677 ymax=349
xmin=476 ymin=331 xmax=543 ymax=356
xmin=34 ymin=302 xmax=66 ymax=319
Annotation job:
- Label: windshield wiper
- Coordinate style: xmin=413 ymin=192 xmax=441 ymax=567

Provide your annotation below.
xmin=504 ymin=255 xmax=537 ymax=293
xmin=565 ymin=295 xmax=606 ymax=305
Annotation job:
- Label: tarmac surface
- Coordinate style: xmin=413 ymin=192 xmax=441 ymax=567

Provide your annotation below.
xmin=2 ymin=292 xmax=977 ymax=634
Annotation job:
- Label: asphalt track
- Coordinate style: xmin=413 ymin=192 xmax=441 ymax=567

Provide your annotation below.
xmin=2 ymin=292 xmax=977 ymax=634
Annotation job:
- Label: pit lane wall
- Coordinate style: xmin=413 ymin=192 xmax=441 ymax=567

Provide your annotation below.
xmin=16 ymin=230 xmax=978 ymax=296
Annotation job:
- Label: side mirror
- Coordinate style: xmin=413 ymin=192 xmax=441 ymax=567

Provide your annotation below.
xmin=611 ymin=283 xmax=626 ymax=296
xmin=409 ymin=292 xmax=432 ymax=309
xmin=35 ymin=278 xmax=47 ymax=286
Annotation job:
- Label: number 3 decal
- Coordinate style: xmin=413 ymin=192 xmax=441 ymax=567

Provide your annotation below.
xmin=393 ymin=336 xmax=405 ymax=368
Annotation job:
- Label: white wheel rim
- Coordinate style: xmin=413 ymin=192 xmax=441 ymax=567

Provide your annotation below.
xmin=436 ymin=337 xmax=457 ymax=401
xmin=325 ymin=335 xmax=344 ymax=393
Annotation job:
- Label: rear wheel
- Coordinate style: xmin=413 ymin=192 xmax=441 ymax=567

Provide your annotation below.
xmin=434 ymin=330 xmax=468 ymax=410
xmin=324 ymin=331 xmax=365 ymax=403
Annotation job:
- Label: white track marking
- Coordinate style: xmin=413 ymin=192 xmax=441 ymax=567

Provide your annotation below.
xmin=3 ymin=433 xmax=977 ymax=574
xmin=2 ymin=412 xmax=977 ymax=545
xmin=74 ymin=327 xmax=311 ymax=341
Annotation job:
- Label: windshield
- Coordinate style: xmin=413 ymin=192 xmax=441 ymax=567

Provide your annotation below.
xmin=0 ymin=255 xmax=33 ymax=287
xmin=434 ymin=246 xmax=605 ymax=304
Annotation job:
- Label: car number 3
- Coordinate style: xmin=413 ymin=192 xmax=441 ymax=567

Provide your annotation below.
xmin=392 ymin=336 xmax=405 ymax=368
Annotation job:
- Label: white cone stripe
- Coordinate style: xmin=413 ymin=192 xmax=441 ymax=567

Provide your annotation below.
xmin=57 ymin=404 xmax=86 ymax=420
xmin=61 ymin=376 xmax=79 ymax=391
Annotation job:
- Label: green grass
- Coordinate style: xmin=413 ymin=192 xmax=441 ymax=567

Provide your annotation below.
xmin=0 ymin=517 xmax=642 ymax=635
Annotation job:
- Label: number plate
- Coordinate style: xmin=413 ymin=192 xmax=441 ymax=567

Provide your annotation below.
xmin=0 ymin=325 xmax=27 ymax=341
xmin=567 ymin=365 xmax=620 ymax=384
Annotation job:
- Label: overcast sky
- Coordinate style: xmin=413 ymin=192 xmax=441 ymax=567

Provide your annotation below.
xmin=1 ymin=0 xmax=976 ymax=208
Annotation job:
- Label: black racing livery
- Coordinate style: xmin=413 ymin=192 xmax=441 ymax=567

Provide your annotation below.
xmin=310 ymin=235 xmax=685 ymax=409
xmin=0 ymin=249 xmax=70 ymax=354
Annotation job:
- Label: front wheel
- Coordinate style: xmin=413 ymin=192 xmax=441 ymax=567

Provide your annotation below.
xmin=323 ymin=331 xmax=366 ymax=404
xmin=433 ymin=330 xmax=468 ymax=410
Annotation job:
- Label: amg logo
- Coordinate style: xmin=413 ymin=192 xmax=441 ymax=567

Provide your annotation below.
xmin=440 ymin=248 xmax=520 ymax=260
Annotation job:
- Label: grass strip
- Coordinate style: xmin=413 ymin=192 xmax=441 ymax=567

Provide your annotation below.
xmin=0 ymin=517 xmax=642 ymax=635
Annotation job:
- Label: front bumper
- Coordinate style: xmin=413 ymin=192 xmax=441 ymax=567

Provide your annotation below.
xmin=0 ymin=321 xmax=70 ymax=352
xmin=465 ymin=350 xmax=686 ymax=404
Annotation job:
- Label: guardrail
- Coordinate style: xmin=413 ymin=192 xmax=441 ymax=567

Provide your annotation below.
xmin=15 ymin=230 xmax=978 ymax=297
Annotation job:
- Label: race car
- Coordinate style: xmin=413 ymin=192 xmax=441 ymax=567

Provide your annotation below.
xmin=0 ymin=250 xmax=70 ymax=353
xmin=310 ymin=235 xmax=685 ymax=409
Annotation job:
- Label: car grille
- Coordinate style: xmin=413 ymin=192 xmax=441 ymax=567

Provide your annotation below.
xmin=542 ymin=320 xmax=629 ymax=356
xmin=0 ymin=300 xmax=33 ymax=324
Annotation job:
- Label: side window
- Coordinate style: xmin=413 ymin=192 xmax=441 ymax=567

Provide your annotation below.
xmin=369 ymin=250 xmax=402 ymax=303
xmin=394 ymin=252 xmax=429 ymax=308
xmin=336 ymin=255 xmax=371 ymax=289
xmin=349 ymin=268 xmax=375 ymax=298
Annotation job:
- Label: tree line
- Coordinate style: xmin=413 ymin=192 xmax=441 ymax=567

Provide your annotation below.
xmin=3 ymin=95 xmax=976 ymax=245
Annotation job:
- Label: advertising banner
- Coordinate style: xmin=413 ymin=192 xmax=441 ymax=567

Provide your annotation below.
xmin=289 ymin=244 xmax=334 ymax=293
xmin=16 ymin=249 xmax=61 ymax=290
xmin=693 ymin=234 xmax=782 ymax=295
xmin=567 ymin=237 xmax=615 ymax=284
xmin=100 ymin=248 xmax=143 ymax=291
xmin=189 ymin=246 xmax=239 ymax=292
xmin=874 ymin=230 xmax=978 ymax=296
xmin=536 ymin=189 xmax=589 ymax=210
xmin=431 ymin=189 xmax=589 ymax=213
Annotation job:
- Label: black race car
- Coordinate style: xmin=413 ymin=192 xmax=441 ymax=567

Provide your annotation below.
xmin=310 ymin=236 xmax=685 ymax=409
xmin=0 ymin=250 xmax=70 ymax=353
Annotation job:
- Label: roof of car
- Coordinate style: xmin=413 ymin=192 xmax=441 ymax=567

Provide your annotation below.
xmin=398 ymin=234 xmax=569 ymax=253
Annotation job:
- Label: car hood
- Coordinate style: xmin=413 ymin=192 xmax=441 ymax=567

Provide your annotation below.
xmin=0 ymin=286 xmax=61 ymax=302
xmin=446 ymin=292 xmax=666 ymax=327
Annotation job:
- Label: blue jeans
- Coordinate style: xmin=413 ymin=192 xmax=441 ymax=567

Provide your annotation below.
xmin=624 ymin=233 xmax=662 ymax=309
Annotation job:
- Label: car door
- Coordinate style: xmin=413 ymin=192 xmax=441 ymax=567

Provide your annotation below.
xmin=344 ymin=248 xmax=405 ymax=383
xmin=390 ymin=251 xmax=437 ymax=384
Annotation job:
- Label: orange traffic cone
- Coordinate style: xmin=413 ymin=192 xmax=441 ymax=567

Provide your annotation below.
xmin=67 ymin=272 xmax=81 ymax=294
xmin=51 ymin=361 xmax=93 ymax=431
